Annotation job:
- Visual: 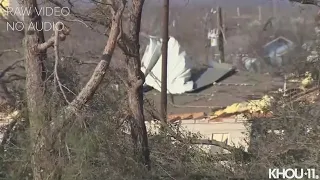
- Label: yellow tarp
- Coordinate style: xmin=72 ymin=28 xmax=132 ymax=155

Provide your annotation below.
xmin=301 ymin=72 xmax=314 ymax=90
xmin=211 ymin=95 xmax=273 ymax=118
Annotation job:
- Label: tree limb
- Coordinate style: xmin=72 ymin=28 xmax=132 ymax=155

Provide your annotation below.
xmin=53 ymin=22 xmax=70 ymax=104
xmin=162 ymin=120 xmax=239 ymax=152
xmin=150 ymin=108 xmax=247 ymax=154
xmin=37 ymin=24 xmax=70 ymax=51
xmin=66 ymin=0 xmax=126 ymax=113
xmin=0 ymin=49 xmax=20 ymax=57
xmin=47 ymin=0 xmax=110 ymax=26
xmin=0 ymin=59 xmax=24 ymax=79
xmin=49 ymin=0 xmax=127 ymax=149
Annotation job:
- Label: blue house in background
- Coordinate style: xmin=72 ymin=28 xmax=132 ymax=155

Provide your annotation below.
xmin=263 ymin=36 xmax=294 ymax=67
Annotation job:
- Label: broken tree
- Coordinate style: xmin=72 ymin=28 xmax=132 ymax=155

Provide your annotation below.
xmin=19 ymin=0 xmax=125 ymax=179
xmin=46 ymin=0 xmax=151 ymax=170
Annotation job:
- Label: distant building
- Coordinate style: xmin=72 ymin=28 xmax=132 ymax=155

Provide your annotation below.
xmin=263 ymin=36 xmax=294 ymax=67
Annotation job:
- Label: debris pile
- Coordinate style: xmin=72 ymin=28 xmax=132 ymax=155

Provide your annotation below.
xmin=210 ymin=95 xmax=273 ymax=119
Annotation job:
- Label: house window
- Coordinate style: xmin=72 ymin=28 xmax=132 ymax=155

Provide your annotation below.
xmin=211 ymin=133 xmax=229 ymax=144
xmin=210 ymin=133 xmax=230 ymax=153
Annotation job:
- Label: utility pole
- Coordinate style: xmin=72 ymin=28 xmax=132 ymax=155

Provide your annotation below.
xmin=217 ymin=6 xmax=225 ymax=63
xmin=258 ymin=6 xmax=262 ymax=22
xmin=272 ymin=0 xmax=277 ymax=18
xmin=161 ymin=0 xmax=169 ymax=122
xmin=204 ymin=12 xmax=209 ymax=64
xmin=237 ymin=7 xmax=240 ymax=17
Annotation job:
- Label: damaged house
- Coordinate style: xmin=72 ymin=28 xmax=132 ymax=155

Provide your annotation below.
xmin=141 ymin=34 xmax=319 ymax=153
xmin=141 ymin=35 xmax=277 ymax=151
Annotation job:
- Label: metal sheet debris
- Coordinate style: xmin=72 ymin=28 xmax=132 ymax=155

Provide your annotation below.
xmin=190 ymin=61 xmax=235 ymax=92
xmin=141 ymin=35 xmax=236 ymax=94
xmin=141 ymin=36 xmax=194 ymax=94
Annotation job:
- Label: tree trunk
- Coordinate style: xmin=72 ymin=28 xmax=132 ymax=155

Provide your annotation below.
xmin=127 ymin=66 xmax=150 ymax=169
xmin=126 ymin=0 xmax=150 ymax=169
xmin=19 ymin=0 xmax=125 ymax=178
xmin=20 ymin=0 xmax=63 ymax=179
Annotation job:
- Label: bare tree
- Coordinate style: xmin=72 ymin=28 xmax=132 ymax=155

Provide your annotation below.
xmin=19 ymin=0 xmax=125 ymax=179
xmin=38 ymin=0 xmax=151 ymax=170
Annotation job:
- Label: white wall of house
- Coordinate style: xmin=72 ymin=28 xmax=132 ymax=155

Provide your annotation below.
xmin=146 ymin=118 xmax=250 ymax=153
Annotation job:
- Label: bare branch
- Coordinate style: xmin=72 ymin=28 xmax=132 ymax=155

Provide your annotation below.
xmin=90 ymin=0 xmax=114 ymax=12
xmin=37 ymin=23 xmax=70 ymax=51
xmin=0 ymin=49 xmax=20 ymax=57
xmin=0 ymin=59 xmax=24 ymax=79
xmin=66 ymin=0 xmax=126 ymax=113
xmin=53 ymin=22 xmax=70 ymax=104
xmin=78 ymin=60 xmax=99 ymax=65
xmin=47 ymin=0 xmax=110 ymax=26
xmin=154 ymin=118 xmax=248 ymax=154
xmin=3 ymin=74 xmax=25 ymax=83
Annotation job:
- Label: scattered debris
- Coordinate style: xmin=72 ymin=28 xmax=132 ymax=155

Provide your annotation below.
xmin=168 ymin=112 xmax=206 ymax=122
xmin=141 ymin=36 xmax=194 ymax=94
xmin=0 ymin=110 xmax=20 ymax=141
xmin=307 ymin=51 xmax=319 ymax=62
xmin=241 ymin=56 xmax=261 ymax=73
xmin=0 ymin=110 xmax=19 ymax=123
xmin=210 ymin=95 xmax=273 ymax=119
xmin=191 ymin=61 xmax=235 ymax=92
xmin=300 ymin=72 xmax=314 ymax=91
xmin=212 ymin=82 xmax=255 ymax=86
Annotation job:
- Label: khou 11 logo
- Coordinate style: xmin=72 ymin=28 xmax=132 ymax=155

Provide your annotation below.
xmin=269 ymin=168 xmax=319 ymax=179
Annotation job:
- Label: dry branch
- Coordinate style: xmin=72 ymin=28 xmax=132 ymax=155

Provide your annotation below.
xmin=48 ymin=1 xmax=127 ymax=152
xmin=66 ymin=0 xmax=126 ymax=113
xmin=0 ymin=49 xmax=20 ymax=57
xmin=150 ymin=109 xmax=248 ymax=155
xmin=47 ymin=0 xmax=110 ymax=26
xmin=53 ymin=22 xmax=70 ymax=104
xmin=163 ymin=120 xmax=240 ymax=152
xmin=0 ymin=59 xmax=24 ymax=79
xmin=38 ymin=24 xmax=70 ymax=51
